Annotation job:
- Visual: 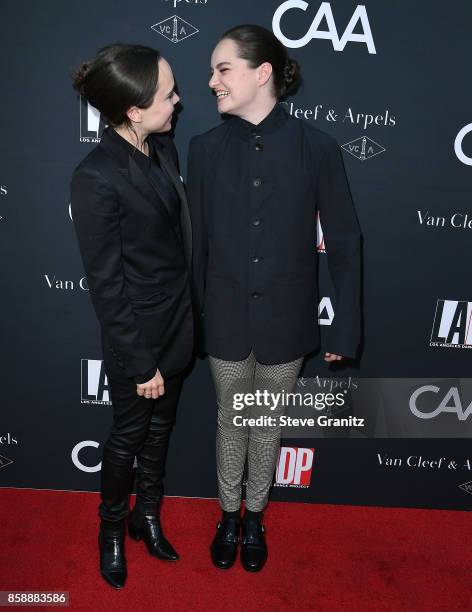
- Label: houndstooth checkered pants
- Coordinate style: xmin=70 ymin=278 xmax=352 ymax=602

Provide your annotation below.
xmin=209 ymin=351 xmax=303 ymax=513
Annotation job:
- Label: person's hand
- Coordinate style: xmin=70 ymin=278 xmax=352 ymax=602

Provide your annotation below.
xmin=136 ymin=368 xmax=165 ymax=399
xmin=324 ymin=352 xmax=343 ymax=362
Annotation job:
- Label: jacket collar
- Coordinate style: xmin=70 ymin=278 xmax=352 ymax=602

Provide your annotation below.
xmin=99 ymin=126 xmax=133 ymax=168
xmin=233 ymin=102 xmax=288 ymax=140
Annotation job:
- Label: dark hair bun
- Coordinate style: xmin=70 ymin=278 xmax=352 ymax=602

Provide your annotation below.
xmin=71 ymin=45 xmax=161 ymax=128
xmin=221 ymin=25 xmax=302 ymax=99
xmin=72 ymin=61 xmax=91 ymax=95
xmin=282 ymin=58 xmax=301 ymax=96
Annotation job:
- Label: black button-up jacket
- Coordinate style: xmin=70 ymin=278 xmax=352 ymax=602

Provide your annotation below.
xmin=187 ymin=103 xmax=361 ymax=363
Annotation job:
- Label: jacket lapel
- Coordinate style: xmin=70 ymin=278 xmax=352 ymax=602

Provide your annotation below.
xmin=152 ymin=142 xmax=193 ymax=271
xmin=127 ymin=154 xmax=175 ymax=223
xmin=100 ymin=128 xmax=192 ymax=270
xmin=99 ymin=128 xmax=172 ymax=222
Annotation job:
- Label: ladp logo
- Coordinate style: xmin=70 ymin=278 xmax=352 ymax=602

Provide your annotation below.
xmin=79 ymin=96 xmax=106 ymax=142
xmin=81 ymin=359 xmax=112 ymax=405
xmin=275 ymin=447 xmax=314 ymax=487
xmin=430 ymin=299 xmax=472 ymax=349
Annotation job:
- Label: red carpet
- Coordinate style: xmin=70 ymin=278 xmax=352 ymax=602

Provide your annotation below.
xmin=0 ymin=489 xmax=470 ymax=611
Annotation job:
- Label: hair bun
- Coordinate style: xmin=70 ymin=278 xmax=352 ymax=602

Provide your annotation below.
xmin=281 ymin=58 xmax=301 ymax=97
xmin=72 ymin=61 xmax=91 ymax=95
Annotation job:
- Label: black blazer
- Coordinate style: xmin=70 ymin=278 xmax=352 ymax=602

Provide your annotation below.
xmin=71 ymin=127 xmax=193 ymax=382
xmin=187 ymin=104 xmax=361 ymax=363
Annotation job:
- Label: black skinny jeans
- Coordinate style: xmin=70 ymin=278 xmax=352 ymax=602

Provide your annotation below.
xmin=98 ymin=371 xmax=183 ymax=522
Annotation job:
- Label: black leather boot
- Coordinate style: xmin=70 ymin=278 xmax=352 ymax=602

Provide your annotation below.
xmin=210 ymin=518 xmax=240 ymax=569
xmin=128 ymin=506 xmax=179 ymax=561
xmin=240 ymin=517 xmax=267 ymax=572
xmin=98 ymin=519 xmax=127 ymax=589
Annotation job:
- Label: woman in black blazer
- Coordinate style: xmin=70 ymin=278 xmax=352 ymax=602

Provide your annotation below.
xmin=71 ymin=44 xmax=193 ymax=589
xmin=187 ymin=25 xmax=361 ymax=572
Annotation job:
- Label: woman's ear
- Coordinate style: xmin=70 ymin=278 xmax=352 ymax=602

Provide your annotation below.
xmin=257 ymin=62 xmax=273 ymax=87
xmin=126 ymin=106 xmax=142 ymax=123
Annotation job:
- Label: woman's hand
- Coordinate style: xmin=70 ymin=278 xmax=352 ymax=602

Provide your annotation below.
xmin=136 ymin=368 xmax=165 ymax=399
xmin=324 ymin=352 xmax=343 ymax=362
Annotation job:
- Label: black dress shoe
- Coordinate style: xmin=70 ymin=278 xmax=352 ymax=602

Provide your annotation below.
xmin=128 ymin=511 xmax=179 ymax=561
xmin=240 ymin=519 xmax=267 ymax=572
xmin=98 ymin=523 xmax=127 ymax=589
xmin=210 ymin=518 xmax=240 ymax=569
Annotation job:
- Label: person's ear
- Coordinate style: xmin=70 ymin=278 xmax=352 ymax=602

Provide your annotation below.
xmin=257 ymin=62 xmax=273 ymax=87
xmin=126 ymin=106 xmax=142 ymax=124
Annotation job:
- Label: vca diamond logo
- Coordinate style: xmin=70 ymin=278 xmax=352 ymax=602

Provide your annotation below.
xmin=0 ymin=454 xmax=13 ymax=470
xmin=151 ymin=15 xmax=199 ymax=43
xmin=342 ymin=135 xmax=385 ymax=161
xmin=458 ymin=480 xmax=472 ymax=496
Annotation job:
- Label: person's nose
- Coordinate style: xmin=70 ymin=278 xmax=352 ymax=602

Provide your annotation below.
xmin=209 ymin=72 xmax=219 ymax=90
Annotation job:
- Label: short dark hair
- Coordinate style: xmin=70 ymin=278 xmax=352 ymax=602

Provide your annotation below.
xmin=220 ymin=24 xmax=301 ymax=98
xmin=72 ymin=43 xmax=161 ymax=127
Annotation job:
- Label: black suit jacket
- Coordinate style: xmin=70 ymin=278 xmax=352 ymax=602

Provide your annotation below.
xmin=71 ymin=128 xmax=193 ymax=382
xmin=187 ymin=104 xmax=361 ymax=363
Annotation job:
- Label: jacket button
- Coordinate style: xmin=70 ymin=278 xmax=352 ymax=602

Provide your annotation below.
xmin=252 ymin=218 xmax=261 ymax=227
xmin=251 ymin=256 xmax=261 ymax=263
xmin=251 ymin=292 xmax=262 ymax=299
xmin=255 ymin=143 xmax=263 ymax=151
xmin=253 ymin=178 xmax=262 ymax=188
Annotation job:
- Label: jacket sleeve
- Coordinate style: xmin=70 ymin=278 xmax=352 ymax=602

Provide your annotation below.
xmin=316 ymin=137 xmax=362 ymax=359
xmin=186 ymin=136 xmax=208 ymax=357
xmin=70 ymin=166 xmax=158 ymax=382
xmin=186 ymin=136 xmax=208 ymax=315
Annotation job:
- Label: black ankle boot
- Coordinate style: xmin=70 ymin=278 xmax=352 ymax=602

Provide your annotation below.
xmin=210 ymin=518 xmax=240 ymax=569
xmin=240 ymin=516 xmax=267 ymax=572
xmin=98 ymin=519 xmax=127 ymax=589
xmin=128 ymin=506 xmax=179 ymax=561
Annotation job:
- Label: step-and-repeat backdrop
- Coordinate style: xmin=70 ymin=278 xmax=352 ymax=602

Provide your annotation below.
xmin=1 ymin=1 xmax=471 ymax=510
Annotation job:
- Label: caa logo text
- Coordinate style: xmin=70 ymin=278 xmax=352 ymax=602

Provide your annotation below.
xmin=71 ymin=440 xmax=101 ymax=473
xmin=454 ymin=124 xmax=472 ymax=166
xmin=410 ymin=385 xmax=472 ymax=421
xmin=273 ymin=1 xmax=376 ymax=53
xmin=318 ymin=297 xmax=334 ymax=326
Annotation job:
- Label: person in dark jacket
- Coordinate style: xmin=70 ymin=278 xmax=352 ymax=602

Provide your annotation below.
xmin=187 ymin=25 xmax=361 ymax=572
xmin=71 ymin=44 xmax=193 ymax=589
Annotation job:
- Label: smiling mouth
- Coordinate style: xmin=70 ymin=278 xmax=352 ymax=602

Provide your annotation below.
xmin=215 ymin=90 xmax=230 ymax=100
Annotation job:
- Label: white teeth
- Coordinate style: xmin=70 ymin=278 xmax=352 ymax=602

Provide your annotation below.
xmin=216 ymin=91 xmax=230 ymax=99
